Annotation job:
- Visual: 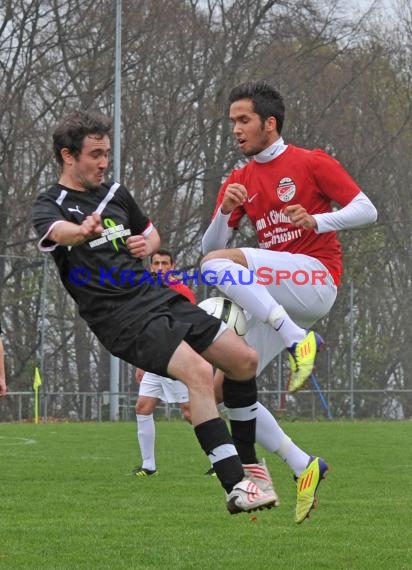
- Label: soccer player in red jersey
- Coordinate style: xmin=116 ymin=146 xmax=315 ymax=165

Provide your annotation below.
xmin=202 ymin=80 xmax=377 ymax=522
xmin=202 ymin=80 xmax=377 ymax=390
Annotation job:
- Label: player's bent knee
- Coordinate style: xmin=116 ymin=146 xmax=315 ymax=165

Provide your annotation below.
xmin=201 ymin=248 xmax=247 ymax=267
xmin=136 ymin=405 xmax=153 ymax=415
xmin=230 ymin=346 xmax=258 ymax=379
xmin=201 ymin=250 xmax=227 ymax=264
xmin=136 ymin=397 xmax=157 ymax=415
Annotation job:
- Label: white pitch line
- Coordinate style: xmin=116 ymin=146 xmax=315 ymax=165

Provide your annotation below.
xmin=0 ymin=436 xmax=37 ymax=445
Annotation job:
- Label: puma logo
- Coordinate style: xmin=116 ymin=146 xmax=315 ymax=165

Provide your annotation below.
xmin=68 ymin=205 xmax=84 ymax=215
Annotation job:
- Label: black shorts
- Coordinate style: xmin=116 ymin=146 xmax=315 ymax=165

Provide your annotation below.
xmin=92 ymin=295 xmax=222 ymax=376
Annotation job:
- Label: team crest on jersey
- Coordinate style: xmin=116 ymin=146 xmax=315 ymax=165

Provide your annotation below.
xmin=276 ymin=177 xmax=296 ymax=202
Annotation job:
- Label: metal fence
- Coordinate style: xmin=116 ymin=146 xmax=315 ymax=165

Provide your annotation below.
xmin=1 ymin=388 xmax=411 ymax=423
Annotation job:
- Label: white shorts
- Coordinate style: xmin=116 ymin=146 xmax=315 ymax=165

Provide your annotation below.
xmin=138 ymin=372 xmax=189 ymax=404
xmin=241 ymin=248 xmax=338 ymax=375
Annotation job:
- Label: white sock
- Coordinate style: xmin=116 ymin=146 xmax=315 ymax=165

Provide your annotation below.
xmin=201 ymin=258 xmax=276 ymax=322
xmin=136 ymin=413 xmax=156 ymax=471
xmin=255 ymin=402 xmax=310 ymax=476
xmin=267 ymin=306 xmax=306 ymax=347
xmin=201 ymin=258 xmax=306 ymax=346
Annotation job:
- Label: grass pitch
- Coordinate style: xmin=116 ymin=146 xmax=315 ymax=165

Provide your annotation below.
xmin=0 ymin=420 xmax=411 ymax=569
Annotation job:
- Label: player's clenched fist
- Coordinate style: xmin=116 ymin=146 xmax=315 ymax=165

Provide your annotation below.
xmin=127 ymin=235 xmax=150 ymax=258
xmin=221 ymin=183 xmax=248 ymax=214
xmin=284 ymin=204 xmax=317 ymax=230
xmin=80 ymin=212 xmax=104 ymax=239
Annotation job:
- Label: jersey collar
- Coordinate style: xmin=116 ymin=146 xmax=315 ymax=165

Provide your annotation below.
xmin=253 ymin=137 xmax=287 ymax=163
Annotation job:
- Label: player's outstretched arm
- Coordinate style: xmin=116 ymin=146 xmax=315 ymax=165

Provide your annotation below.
xmin=49 ymin=212 xmax=103 ymax=246
xmin=285 ymin=192 xmax=377 ymax=233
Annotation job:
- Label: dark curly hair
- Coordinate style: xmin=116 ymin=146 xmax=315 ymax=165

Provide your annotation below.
xmin=53 ymin=110 xmax=112 ymax=166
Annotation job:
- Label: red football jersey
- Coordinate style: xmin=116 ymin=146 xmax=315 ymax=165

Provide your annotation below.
xmin=168 ymin=280 xmax=196 ymax=304
xmin=213 ymin=145 xmax=360 ymax=283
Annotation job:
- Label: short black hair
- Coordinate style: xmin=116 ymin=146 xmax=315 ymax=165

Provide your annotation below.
xmin=53 ymin=110 xmax=112 ymax=166
xmin=150 ymin=248 xmax=174 ymax=264
xmin=228 ymin=80 xmax=285 ymax=133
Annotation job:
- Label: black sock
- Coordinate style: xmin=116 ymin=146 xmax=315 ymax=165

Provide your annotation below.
xmin=223 ymin=377 xmax=258 ymax=464
xmin=194 ymin=417 xmax=244 ymax=493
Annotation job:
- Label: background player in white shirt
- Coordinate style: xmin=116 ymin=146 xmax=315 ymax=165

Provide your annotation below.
xmin=133 ymin=368 xmax=191 ymax=477
xmin=132 ymin=250 xmax=193 ymax=478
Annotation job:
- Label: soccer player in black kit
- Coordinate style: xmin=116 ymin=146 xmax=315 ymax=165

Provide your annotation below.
xmin=32 ymin=110 xmax=278 ymax=514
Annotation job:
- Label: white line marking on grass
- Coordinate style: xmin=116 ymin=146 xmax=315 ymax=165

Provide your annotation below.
xmin=0 ymin=436 xmax=37 ymax=445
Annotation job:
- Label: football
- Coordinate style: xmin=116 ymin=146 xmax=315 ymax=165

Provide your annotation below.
xmin=198 ymin=296 xmax=247 ymax=337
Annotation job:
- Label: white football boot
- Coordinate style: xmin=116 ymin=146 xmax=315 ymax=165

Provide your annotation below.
xmin=242 ymin=458 xmax=280 ymax=506
xmin=226 ymin=478 xmax=278 ymax=514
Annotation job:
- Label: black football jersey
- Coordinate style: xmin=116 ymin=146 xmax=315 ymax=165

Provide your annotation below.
xmin=32 ymin=181 xmax=177 ymax=331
